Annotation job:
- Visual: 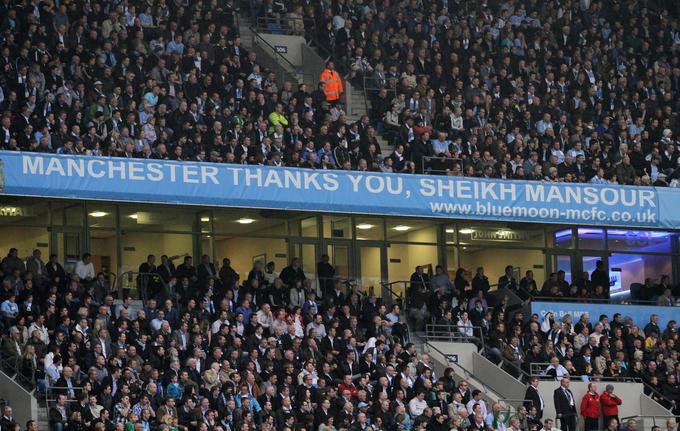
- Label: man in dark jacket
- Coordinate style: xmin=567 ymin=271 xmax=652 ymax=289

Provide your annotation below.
xmin=279 ymin=258 xmax=306 ymax=288
xmin=553 ymin=377 xmax=577 ymax=431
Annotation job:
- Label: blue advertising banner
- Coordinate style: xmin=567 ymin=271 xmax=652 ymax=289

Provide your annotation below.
xmin=531 ymin=301 xmax=676 ymax=330
xmin=0 ymin=151 xmax=677 ymax=229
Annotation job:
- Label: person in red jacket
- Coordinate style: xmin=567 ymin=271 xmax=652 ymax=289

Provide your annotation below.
xmin=601 ymin=384 xmax=623 ymax=425
xmin=580 ymin=382 xmax=601 ymax=431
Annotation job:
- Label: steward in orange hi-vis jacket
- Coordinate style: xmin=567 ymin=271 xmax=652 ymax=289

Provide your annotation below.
xmin=320 ymin=61 xmax=343 ymax=102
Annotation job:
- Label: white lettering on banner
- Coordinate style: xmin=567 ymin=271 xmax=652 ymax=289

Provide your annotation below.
xmin=228 ymin=167 xmax=340 ymax=192
xmin=147 ymin=163 xmax=164 ymax=182
xmin=66 ymin=158 xmax=85 ymax=177
xmin=347 ymin=174 xmax=362 ymax=192
xmin=168 ymin=164 xmax=179 ymax=182
xmin=183 ymin=165 xmax=199 ymax=184
xmin=15 ymin=154 xmax=662 ymax=227
xmin=45 ymin=157 xmax=65 ymax=175
xmin=22 ymin=155 xmax=223 ymax=185
xmin=524 ymin=184 xmax=656 ymax=208
xmin=201 ymin=166 xmax=219 ymax=185
xmin=22 ymin=156 xmax=43 ymax=175
xmin=265 ymin=169 xmax=283 ymax=188
xmin=417 ymin=178 xmax=517 ymax=200
xmin=351 ymin=175 xmax=403 ymax=194
xmin=128 ymin=162 xmax=145 ymax=180
xmin=325 ymin=173 xmax=339 ymax=191
xmin=87 ymin=160 xmax=105 ymax=178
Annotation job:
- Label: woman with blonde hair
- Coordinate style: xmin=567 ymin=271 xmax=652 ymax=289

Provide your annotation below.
xmin=67 ymin=411 xmax=86 ymax=431
xmin=20 ymin=344 xmax=37 ymax=389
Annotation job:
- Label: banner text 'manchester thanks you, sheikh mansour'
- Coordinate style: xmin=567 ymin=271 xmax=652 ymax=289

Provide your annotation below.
xmin=5 ymin=151 xmax=673 ymax=228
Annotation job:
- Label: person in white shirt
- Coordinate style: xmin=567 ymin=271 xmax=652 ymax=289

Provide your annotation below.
xmin=150 ymin=310 xmax=169 ymax=332
xmin=408 ymin=391 xmax=428 ymax=417
xmin=466 ymin=389 xmax=488 ymax=419
xmin=256 ymin=303 xmax=274 ymax=330
xmin=264 ymin=262 xmax=279 ymax=286
xmin=211 ymin=310 xmax=230 ymax=334
xmin=28 ymin=315 xmax=49 ymax=344
xmin=75 ymin=253 xmax=95 ymax=282
xmin=545 ymin=356 xmax=569 ymax=378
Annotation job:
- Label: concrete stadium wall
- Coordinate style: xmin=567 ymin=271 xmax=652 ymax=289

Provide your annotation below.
xmin=427 ymin=341 xmax=478 ymax=371
xmin=471 ymin=351 xmax=527 ymax=401
xmin=0 ymin=370 xmax=37 ymax=425
xmin=258 ymin=34 xmax=303 ymax=66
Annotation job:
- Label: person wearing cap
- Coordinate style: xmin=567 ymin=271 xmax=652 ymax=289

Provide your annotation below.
xmin=600 ymin=384 xmax=621 ymax=426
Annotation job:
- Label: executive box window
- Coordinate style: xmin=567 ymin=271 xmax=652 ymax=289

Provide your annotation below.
xmin=88 ymin=204 xmax=117 ymax=229
xmin=52 ymin=202 xmax=84 ymax=226
xmin=550 ymin=228 xmax=575 ymax=249
xmin=386 ymin=220 xmax=437 ymax=242
xmin=290 ymin=216 xmax=318 ymax=238
xmin=576 ymin=228 xmax=606 ymax=250
xmin=323 ymin=216 xmax=352 ymax=239
xmin=212 ymin=210 xmax=288 ymax=237
xmin=121 ymin=206 xmax=196 ymax=232
xmin=0 ymin=198 xmax=49 ymax=226
xmin=606 ymin=229 xmax=678 ymax=254
xmin=354 ymin=217 xmax=385 ymax=241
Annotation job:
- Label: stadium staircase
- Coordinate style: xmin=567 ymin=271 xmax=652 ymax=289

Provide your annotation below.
xmin=240 ymin=19 xmax=391 ymax=157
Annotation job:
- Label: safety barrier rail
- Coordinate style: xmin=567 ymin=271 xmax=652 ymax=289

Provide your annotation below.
xmin=422 ymin=156 xmax=464 ymax=175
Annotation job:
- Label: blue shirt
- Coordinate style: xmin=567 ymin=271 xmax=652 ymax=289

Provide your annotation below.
xmin=235 ymin=394 xmax=261 ymax=412
xmin=235 ymin=305 xmax=253 ymax=323
xmin=431 ymin=139 xmax=450 ymax=155
xmin=1 ymin=300 xmax=18 ymax=317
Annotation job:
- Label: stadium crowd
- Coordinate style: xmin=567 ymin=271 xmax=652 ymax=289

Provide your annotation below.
xmin=0 ymin=0 xmax=680 ymax=184
xmin=0 ymin=244 xmax=677 ymax=431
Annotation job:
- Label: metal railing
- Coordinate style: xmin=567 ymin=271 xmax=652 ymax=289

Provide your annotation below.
xmin=380 ymin=280 xmax=405 ymax=308
xmin=642 ymin=381 xmax=679 ymax=412
xmin=425 ymin=323 xmax=485 ymax=350
xmin=250 ymin=26 xmax=304 ymax=85
xmin=254 ymin=16 xmax=312 ymax=36
xmin=253 ymin=16 xmax=334 ymax=64
xmin=118 ymin=271 xmax=167 ymax=305
xmin=497 ymin=354 xmax=532 ymax=382
xmin=422 ymin=156 xmax=464 ymax=175
xmin=530 ymin=295 xmax=659 ymax=305
xmin=317 ymin=276 xmax=358 ymax=298
xmin=528 ymin=362 xmax=654 ymax=383
xmin=498 ymin=398 xmax=532 ymax=409
xmin=360 ymin=73 xmax=432 ymax=132
xmin=380 ymin=280 xmax=413 ymax=308
xmin=0 ymin=354 xmax=36 ymax=392
xmin=362 ymin=75 xmax=398 ymax=117
xmin=424 ymin=341 xmax=500 ymax=402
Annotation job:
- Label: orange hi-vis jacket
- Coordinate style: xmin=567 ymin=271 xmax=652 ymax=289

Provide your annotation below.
xmin=320 ymin=68 xmax=343 ymax=101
